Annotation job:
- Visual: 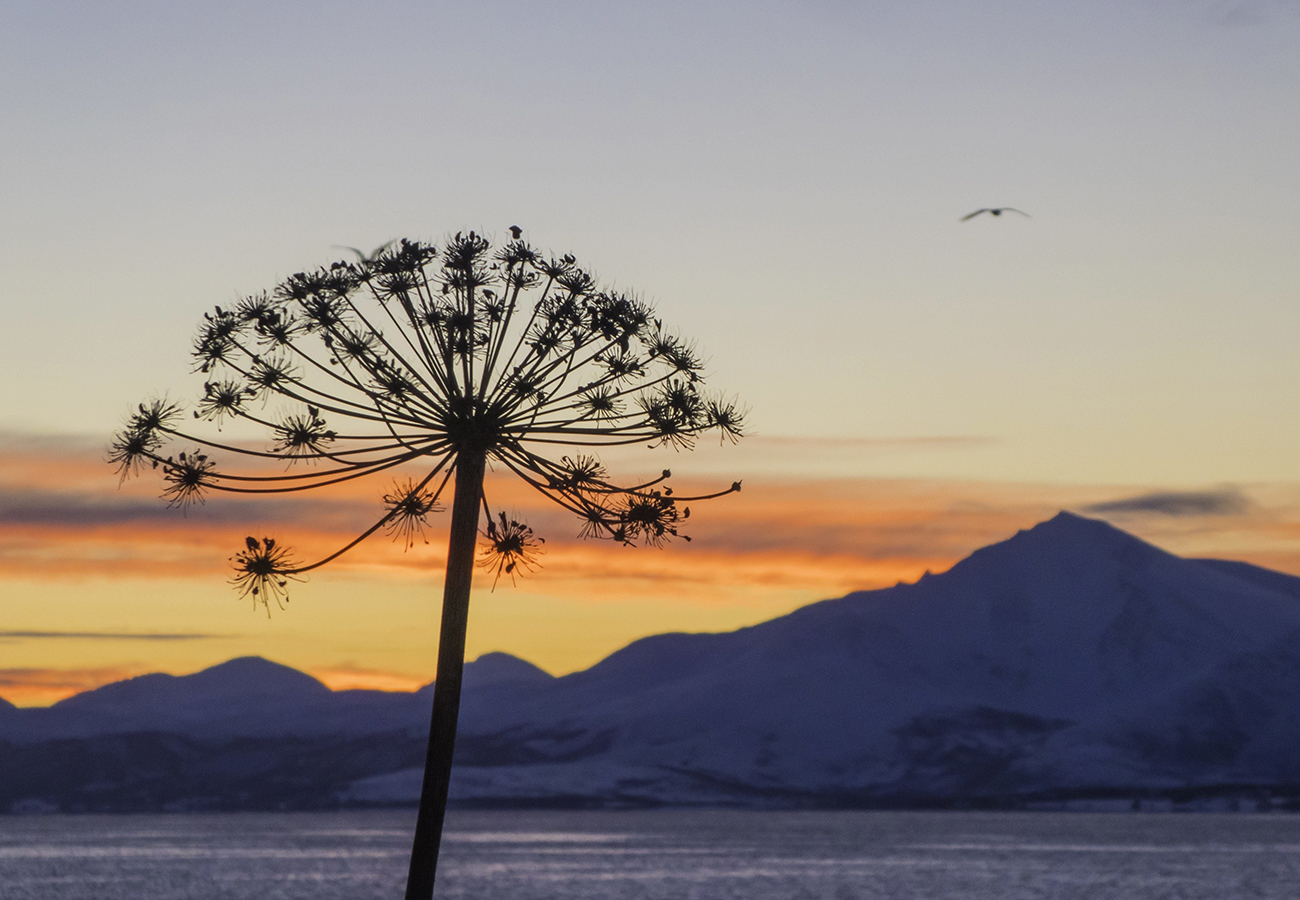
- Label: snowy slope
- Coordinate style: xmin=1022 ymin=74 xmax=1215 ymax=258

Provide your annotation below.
xmin=443 ymin=512 xmax=1300 ymax=802
xmin=10 ymin=511 xmax=1300 ymax=808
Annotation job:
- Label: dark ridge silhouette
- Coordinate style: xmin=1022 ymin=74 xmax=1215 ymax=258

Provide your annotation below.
xmin=1 ymin=652 xmax=542 ymax=743
xmin=12 ymin=513 xmax=1300 ymax=812
xmin=458 ymin=651 xmax=554 ymax=690
xmin=56 ymin=656 xmax=329 ymax=711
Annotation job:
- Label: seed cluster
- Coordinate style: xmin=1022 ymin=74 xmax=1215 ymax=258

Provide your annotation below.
xmin=111 ymin=230 xmax=743 ymax=611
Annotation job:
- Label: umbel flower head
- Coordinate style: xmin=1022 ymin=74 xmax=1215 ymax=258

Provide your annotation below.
xmin=480 ymin=511 xmax=544 ymax=588
xmin=383 ymin=477 xmax=444 ymax=549
xmin=230 ymin=536 xmax=302 ymax=615
xmin=111 ymin=229 xmax=744 ymax=612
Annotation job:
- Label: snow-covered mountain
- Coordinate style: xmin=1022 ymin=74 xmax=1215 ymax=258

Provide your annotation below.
xmin=431 ymin=511 xmax=1300 ymax=805
xmin=8 ymin=511 xmax=1300 ymax=811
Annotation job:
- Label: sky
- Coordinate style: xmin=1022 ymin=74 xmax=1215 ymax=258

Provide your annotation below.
xmin=2 ymin=0 xmax=1300 ymax=705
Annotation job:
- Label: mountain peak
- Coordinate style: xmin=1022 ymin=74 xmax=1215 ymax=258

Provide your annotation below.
xmin=189 ymin=656 xmax=330 ymax=697
xmin=972 ymin=510 xmax=1168 ymax=563
xmin=200 ymin=655 xmax=305 ymax=677
xmin=1044 ymin=509 xmax=1093 ymax=526
xmin=422 ymin=652 xmax=554 ymax=693
xmin=1034 ymin=510 xmax=1133 ymax=538
xmin=55 ymin=656 xmax=329 ymax=710
xmin=17 ymin=512 xmax=1300 ymax=811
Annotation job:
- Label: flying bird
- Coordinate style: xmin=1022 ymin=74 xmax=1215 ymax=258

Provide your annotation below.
xmin=333 ymin=240 xmax=397 ymax=263
xmin=960 ymin=208 xmax=1030 ymax=221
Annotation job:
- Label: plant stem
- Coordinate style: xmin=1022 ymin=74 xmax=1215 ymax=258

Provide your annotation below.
xmin=404 ymin=448 xmax=487 ymax=900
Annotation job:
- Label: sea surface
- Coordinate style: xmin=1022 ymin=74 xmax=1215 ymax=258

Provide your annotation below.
xmin=4 ymin=808 xmax=1300 ymax=899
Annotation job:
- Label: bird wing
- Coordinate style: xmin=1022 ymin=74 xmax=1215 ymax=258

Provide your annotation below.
xmin=960 ymin=209 xmax=991 ymax=221
xmin=370 ymin=239 xmax=398 ymax=256
xmin=1001 ymin=208 xmax=1031 ymax=217
xmin=332 ymin=241 xmax=396 ymax=262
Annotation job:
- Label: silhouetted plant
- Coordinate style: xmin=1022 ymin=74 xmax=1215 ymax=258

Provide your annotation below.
xmin=110 ymin=229 xmax=743 ymax=899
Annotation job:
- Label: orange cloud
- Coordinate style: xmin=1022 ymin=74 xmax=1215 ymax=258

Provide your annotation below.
xmin=8 ymin=432 xmax=1300 ymax=601
xmin=308 ymin=664 xmax=430 ymax=693
xmin=7 ymin=434 xmax=1300 ymax=706
xmin=0 ymin=665 xmax=146 ymax=706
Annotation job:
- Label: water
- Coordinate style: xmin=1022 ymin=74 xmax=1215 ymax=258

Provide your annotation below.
xmin=4 ymin=809 xmax=1300 ymax=899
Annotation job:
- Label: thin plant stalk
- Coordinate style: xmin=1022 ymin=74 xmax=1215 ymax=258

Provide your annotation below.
xmin=404 ymin=449 xmax=485 ymax=900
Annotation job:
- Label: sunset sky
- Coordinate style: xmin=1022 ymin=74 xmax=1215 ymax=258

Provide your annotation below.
xmin=3 ymin=1 xmax=1300 ymax=705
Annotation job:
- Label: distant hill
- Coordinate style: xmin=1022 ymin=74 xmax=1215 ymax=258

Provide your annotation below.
xmin=0 ymin=651 xmax=552 ymax=744
xmin=8 ymin=511 xmax=1300 ymax=812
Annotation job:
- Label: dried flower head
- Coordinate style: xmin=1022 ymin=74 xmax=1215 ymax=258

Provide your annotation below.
xmin=108 ymin=400 xmax=181 ymax=482
xmin=113 ymin=227 xmax=749 ymax=900
xmin=273 ymin=409 xmax=337 ymax=461
xmin=383 ymin=477 xmax=444 ymax=549
xmin=161 ymin=450 xmax=215 ymax=512
xmin=113 ymin=228 xmax=743 ymax=609
xmin=479 ymin=512 xmax=544 ymax=587
xmin=230 ymin=536 xmax=303 ymax=615
xmin=615 ymin=492 xmax=684 ymax=547
xmin=195 ymin=381 xmax=250 ymax=425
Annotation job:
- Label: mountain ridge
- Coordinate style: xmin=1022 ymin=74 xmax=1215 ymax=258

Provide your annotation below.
xmin=54 ymin=656 xmax=332 ymax=711
xmin=8 ymin=510 xmax=1300 ymax=812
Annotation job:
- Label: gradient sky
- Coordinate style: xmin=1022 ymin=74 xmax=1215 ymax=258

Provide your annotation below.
xmin=3 ymin=1 xmax=1300 ymax=704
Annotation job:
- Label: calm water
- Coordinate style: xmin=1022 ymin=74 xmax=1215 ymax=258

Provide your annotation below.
xmin=3 ymin=809 xmax=1300 ymax=899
